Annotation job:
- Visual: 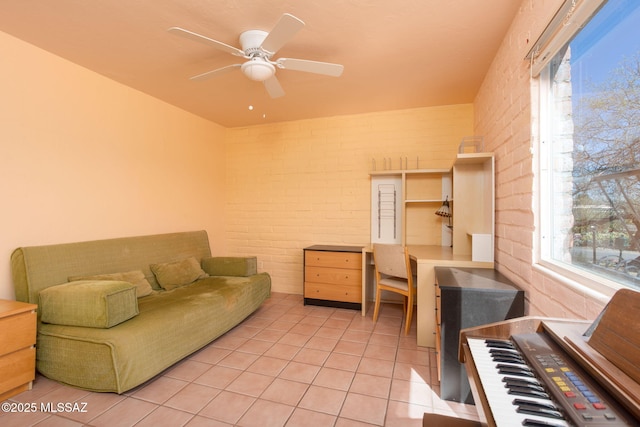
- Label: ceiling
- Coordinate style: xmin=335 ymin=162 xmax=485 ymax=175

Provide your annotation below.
xmin=0 ymin=1 xmax=520 ymax=128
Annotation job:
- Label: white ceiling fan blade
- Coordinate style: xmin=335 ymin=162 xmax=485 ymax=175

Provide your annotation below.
xmin=277 ymin=58 xmax=344 ymax=77
xmin=264 ymin=75 xmax=285 ymax=98
xmin=190 ymin=64 xmax=241 ymax=81
xmin=168 ymin=27 xmax=245 ymax=57
xmin=260 ymin=14 xmax=305 ymax=55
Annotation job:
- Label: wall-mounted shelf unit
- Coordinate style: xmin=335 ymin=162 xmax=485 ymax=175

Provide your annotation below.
xmin=370 ymin=152 xmax=494 ymax=259
xmin=370 ymin=168 xmax=452 ymax=247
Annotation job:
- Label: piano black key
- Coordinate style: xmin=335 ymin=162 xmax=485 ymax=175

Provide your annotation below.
xmin=516 ymin=403 xmax=564 ymax=420
xmin=490 ymin=347 xmax=522 ymax=355
xmin=512 ymin=398 xmax=559 ymax=412
xmin=497 ymin=362 xmax=532 ymax=371
xmin=522 ymin=419 xmax=566 ymax=427
xmin=490 ymin=347 xmax=519 ymax=355
xmin=492 ymin=354 xmax=526 ymax=364
xmin=507 ymin=385 xmax=550 ymax=399
xmin=491 ymin=353 xmax=525 ymax=361
xmin=498 ymin=364 xmax=535 ymax=377
xmin=503 ymin=376 xmax=544 ymax=389
xmin=486 ymin=339 xmax=516 ymax=349
xmin=505 ymin=382 xmax=546 ymax=394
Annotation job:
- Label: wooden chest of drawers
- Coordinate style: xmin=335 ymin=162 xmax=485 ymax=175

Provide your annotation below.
xmin=0 ymin=299 xmax=37 ymax=401
xmin=304 ymin=245 xmax=363 ymax=309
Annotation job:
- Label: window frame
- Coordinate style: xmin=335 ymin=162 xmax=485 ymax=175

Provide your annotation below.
xmin=532 ymin=0 xmax=630 ymax=300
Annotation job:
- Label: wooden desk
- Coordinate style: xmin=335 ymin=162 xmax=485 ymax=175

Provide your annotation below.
xmin=362 ymin=245 xmax=493 ymax=347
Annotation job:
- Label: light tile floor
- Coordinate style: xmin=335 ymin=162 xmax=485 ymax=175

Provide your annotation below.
xmin=0 ymin=292 xmax=479 ymax=426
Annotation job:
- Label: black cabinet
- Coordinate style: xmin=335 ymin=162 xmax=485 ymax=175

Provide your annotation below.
xmin=435 ymin=267 xmax=524 ymax=404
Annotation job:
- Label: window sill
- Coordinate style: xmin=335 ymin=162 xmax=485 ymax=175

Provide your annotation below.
xmin=533 ymin=260 xmax=618 ymax=305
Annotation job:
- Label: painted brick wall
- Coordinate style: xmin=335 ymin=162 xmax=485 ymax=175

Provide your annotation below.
xmin=224 ymin=105 xmax=473 ymax=294
xmin=473 ymin=0 xmax=606 ymax=319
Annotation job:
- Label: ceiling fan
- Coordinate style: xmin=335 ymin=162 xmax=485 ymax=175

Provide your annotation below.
xmin=168 ymin=13 xmax=344 ymax=98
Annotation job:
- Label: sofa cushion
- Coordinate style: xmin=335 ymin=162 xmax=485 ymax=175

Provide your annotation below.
xmin=39 ymin=280 xmax=139 ymax=328
xmin=69 ymin=270 xmax=154 ymax=298
xmin=150 ymin=257 xmax=208 ymax=290
xmin=201 ymin=256 xmax=258 ymax=277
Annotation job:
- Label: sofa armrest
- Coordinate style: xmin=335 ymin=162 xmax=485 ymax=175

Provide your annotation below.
xmin=201 ymin=257 xmax=257 ymax=277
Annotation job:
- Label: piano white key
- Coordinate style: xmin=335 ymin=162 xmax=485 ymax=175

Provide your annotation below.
xmin=466 ymin=338 xmax=569 ymax=427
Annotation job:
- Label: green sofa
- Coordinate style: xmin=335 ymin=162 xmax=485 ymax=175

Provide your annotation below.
xmin=10 ymin=230 xmax=271 ymax=393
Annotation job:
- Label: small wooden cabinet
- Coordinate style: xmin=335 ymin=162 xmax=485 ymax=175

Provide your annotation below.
xmin=0 ymin=299 xmax=37 ymax=401
xmin=304 ymin=245 xmax=363 ymax=309
xmin=435 ymin=267 xmax=523 ymax=404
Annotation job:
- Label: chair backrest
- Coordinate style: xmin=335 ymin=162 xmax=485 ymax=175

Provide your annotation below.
xmin=373 ymin=244 xmax=410 ymax=279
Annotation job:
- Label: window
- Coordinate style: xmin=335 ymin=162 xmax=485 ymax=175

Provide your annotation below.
xmin=537 ymin=0 xmax=640 ymax=291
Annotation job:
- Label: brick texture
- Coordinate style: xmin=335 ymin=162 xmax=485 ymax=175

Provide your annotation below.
xmin=224 ymin=105 xmax=472 ymax=294
xmin=473 ymin=0 xmax=607 ymax=317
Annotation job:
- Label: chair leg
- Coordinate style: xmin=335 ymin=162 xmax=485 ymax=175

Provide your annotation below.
xmin=404 ymin=292 xmax=414 ymax=335
xmin=404 ymin=300 xmax=412 ymax=335
xmin=373 ymin=287 xmax=382 ymax=322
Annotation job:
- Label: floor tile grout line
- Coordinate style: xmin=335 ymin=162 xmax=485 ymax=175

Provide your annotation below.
xmin=2 ymin=293 xmax=478 ymax=426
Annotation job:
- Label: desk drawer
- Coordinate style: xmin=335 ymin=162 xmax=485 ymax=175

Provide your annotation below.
xmin=305 ymin=250 xmax=361 ymax=269
xmin=304 ymin=282 xmax=361 ymax=303
xmin=305 ymin=266 xmax=361 ymax=286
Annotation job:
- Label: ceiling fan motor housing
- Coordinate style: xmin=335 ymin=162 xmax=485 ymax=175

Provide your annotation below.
xmin=239 ymin=30 xmax=275 ymax=81
xmin=239 ymin=30 xmax=268 ymax=54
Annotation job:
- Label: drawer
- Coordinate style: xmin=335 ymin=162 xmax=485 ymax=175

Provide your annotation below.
xmin=304 ymin=282 xmax=362 ymax=303
xmin=0 ymin=310 xmax=36 ymax=357
xmin=0 ymin=347 xmax=35 ymax=395
xmin=305 ymin=266 xmax=361 ymax=286
xmin=305 ymin=250 xmax=362 ymax=269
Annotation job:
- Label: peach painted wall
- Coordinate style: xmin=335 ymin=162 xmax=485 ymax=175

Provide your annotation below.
xmin=0 ymin=31 xmax=227 ymax=300
xmin=224 ymin=105 xmax=473 ymax=294
xmin=474 ymin=0 xmax=608 ymax=319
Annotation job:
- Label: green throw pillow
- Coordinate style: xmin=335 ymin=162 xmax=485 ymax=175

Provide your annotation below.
xmin=39 ymin=280 xmax=139 ymax=328
xmin=150 ymin=257 xmax=208 ymax=290
xmin=69 ymin=270 xmax=154 ymax=298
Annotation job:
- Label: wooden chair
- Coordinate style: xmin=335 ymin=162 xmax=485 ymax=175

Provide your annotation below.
xmin=372 ymin=244 xmax=416 ymax=335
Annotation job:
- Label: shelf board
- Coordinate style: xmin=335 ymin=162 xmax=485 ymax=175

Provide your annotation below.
xmin=405 ymin=199 xmax=446 ymax=203
xmin=455 ymin=152 xmax=494 ymax=164
xmin=370 ymin=168 xmax=451 ymax=176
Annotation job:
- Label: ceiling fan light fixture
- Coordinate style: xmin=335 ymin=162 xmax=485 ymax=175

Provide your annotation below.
xmin=241 ymin=58 xmax=275 ymax=81
xmin=170 ymin=14 xmax=345 ymax=99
